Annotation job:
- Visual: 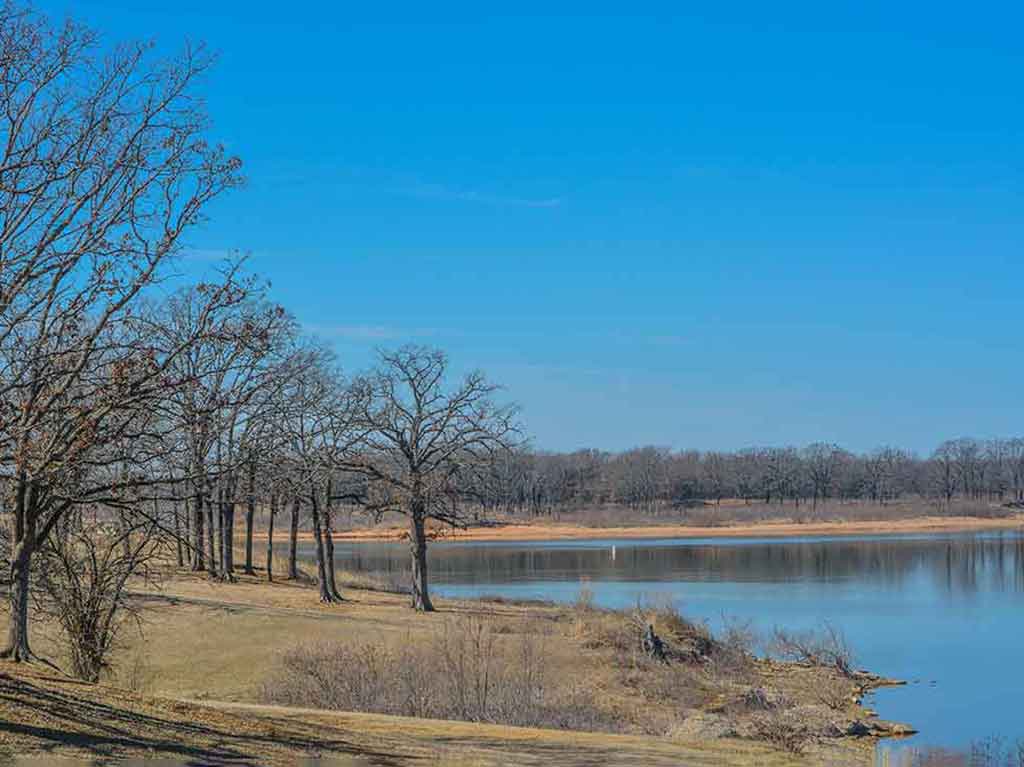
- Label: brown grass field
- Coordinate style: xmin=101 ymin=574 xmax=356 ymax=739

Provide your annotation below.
xmin=0 ymin=658 xmax=818 ymax=766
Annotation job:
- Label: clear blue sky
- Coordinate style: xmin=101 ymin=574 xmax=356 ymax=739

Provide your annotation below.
xmin=44 ymin=1 xmax=1022 ymax=454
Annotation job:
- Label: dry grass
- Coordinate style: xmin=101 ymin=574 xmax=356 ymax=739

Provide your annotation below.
xmin=0 ymin=567 xmax=889 ymax=764
xmin=0 ymin=660 xmax=819 ymax=766
xmin=260 ymin=617 xmax=622 ymax=732
xmin=322 ymin=510 xmax=1024 ymax=544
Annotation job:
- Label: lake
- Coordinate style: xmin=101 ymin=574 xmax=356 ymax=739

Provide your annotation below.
xmin=296 ymin=529 xmax=1024 ymax=757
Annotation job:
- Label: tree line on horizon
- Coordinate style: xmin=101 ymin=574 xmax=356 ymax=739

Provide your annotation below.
xmin=468 ymin=439 xmax=1024 ymax=517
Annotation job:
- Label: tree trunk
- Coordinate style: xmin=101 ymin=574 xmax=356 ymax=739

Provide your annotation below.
xmin=171 ymin=496 xmax=184 ymax=567
xmin=266 ymin=494 xmax=276 ymax=582
xmin=224 ymin=502 xmax=236 ymax=579
xmin=217 ymin=486 xmax=227 ymax=577
xmin=288 ymin=496 xmax=300 ymax=580
xmin=205 ymin=490 xmax=218 ymax=578
xmin=183 ymin=496 xmax=193 ymax=565
xmin=309 ymin=487 xmax=335 ymax=603
xmin=243 ymin=456 xmax=256 ymax=575
xmin=2 ymin=478 xmax=36 ymax=661
xmin=409 ymin=509 xmax=434 ymax=612
xmin=323 ymin=478 xmax=342 ymax=600
xmin=221 ymin=471 xmax=235 ymax=580
xmin=191 ymin=487 xmax=206 ymax=571
xmin=2 ymin=540 xmax=34 ymax=661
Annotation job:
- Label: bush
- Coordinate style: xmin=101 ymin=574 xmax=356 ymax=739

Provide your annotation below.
xmin=713 ymin=615 xmax=760 ymax=679
xmin=749 ymin=710 xmax=810 ymax=754
xmin=814 ymin=675 xmax=853 ymax=711
xmin=37 ymin=520 xmax=161 ymax=682
xmin=770 ymin=621 xmax=855 ymax=676
xmin=260 ymin=616 xmax=620 ymax=732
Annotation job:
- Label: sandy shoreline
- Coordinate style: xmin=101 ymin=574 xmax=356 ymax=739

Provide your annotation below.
xmin=255 ymin=513 xmax=1024 ymax=545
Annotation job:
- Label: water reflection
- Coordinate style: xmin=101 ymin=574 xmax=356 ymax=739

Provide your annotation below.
xmin=314 ymin=531 xmax=1024 ymax=599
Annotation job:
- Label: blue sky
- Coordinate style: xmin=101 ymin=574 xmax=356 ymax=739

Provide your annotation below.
xmin=47 ymin=2 xmax=1022 ymax=453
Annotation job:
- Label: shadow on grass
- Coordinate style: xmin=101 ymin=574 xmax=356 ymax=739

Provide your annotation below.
xmin=0 ymin=672 xmax=405 ymax=766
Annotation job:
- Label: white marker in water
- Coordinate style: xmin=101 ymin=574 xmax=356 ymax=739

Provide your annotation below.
xmin=611 ymin=545 xmax=616 ymax=561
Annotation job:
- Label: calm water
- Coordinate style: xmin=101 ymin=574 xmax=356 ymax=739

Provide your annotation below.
xmin=297 ymin=530 xmax=1024 ymax=754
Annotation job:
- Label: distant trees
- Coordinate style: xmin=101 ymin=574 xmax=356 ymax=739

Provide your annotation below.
xmin=1007 ymin=440 xmax=1024 ymax=503
xmin=473 ymin=438 xmax=1024 ymax=520
xmin=802 ymin=444 xmax=842 ymax=509
xmin=612 ymin=447 xmax=669 ymax=512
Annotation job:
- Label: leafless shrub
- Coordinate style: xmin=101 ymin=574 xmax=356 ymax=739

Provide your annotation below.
xmin=438 ymin=618 xmax=498 ymax=720
xmin=569 ymin=589 xmax=635 ymax=653
xmin=719 ymin=615 xmax=760 ymax=654
xmin=713 ymin=615 xmax=760 ymax=679
xmin=574 ymin=582 xmax=596 ymax=613
xmin=36 ymin=517 xmax=164 ymax=682
xmin=771 ymin=621 xmax=855 ymax=676
xmin=749 ymin=711 xmax=809 ymax=754
xmin=815 ymin=675 xmax=854 ymax=711
xmin=260 ymin=617 xmax=620 ymax=732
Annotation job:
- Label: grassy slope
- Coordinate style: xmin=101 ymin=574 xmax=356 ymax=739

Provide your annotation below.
xmin=0 ymin=661 xmax=811 ymax=766
xmin=0 ymin=571 xmax=875 ymax=765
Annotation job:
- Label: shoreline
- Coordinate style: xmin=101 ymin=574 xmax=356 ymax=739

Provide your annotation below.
xmin=257 ymin=513 xmax=1024 ymax=545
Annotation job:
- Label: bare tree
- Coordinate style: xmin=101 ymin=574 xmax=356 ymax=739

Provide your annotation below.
xmin=0 ymin=2 xmax=242 ymax=660
xmin=701 ymin=452 xmax=731 ymax=507
xmin=151 ymin=281 xmax=289 ymax=580
xmin=347 ymin=346 xmax=518 ymax=611
xmin=931 ymin=441 xmax=959 ymax=507
xmin=803 ymin=443 xmax=842 ymax=510
xmin=951 ymin=438 xmax=984 ymax=501
xmin=612 ymin=447 xmax=669 ymax=513
xmin=276 ymin=343 xmax=362 ymax=602
xmin=1008 ymin=439 xmax=1024 ymax=503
